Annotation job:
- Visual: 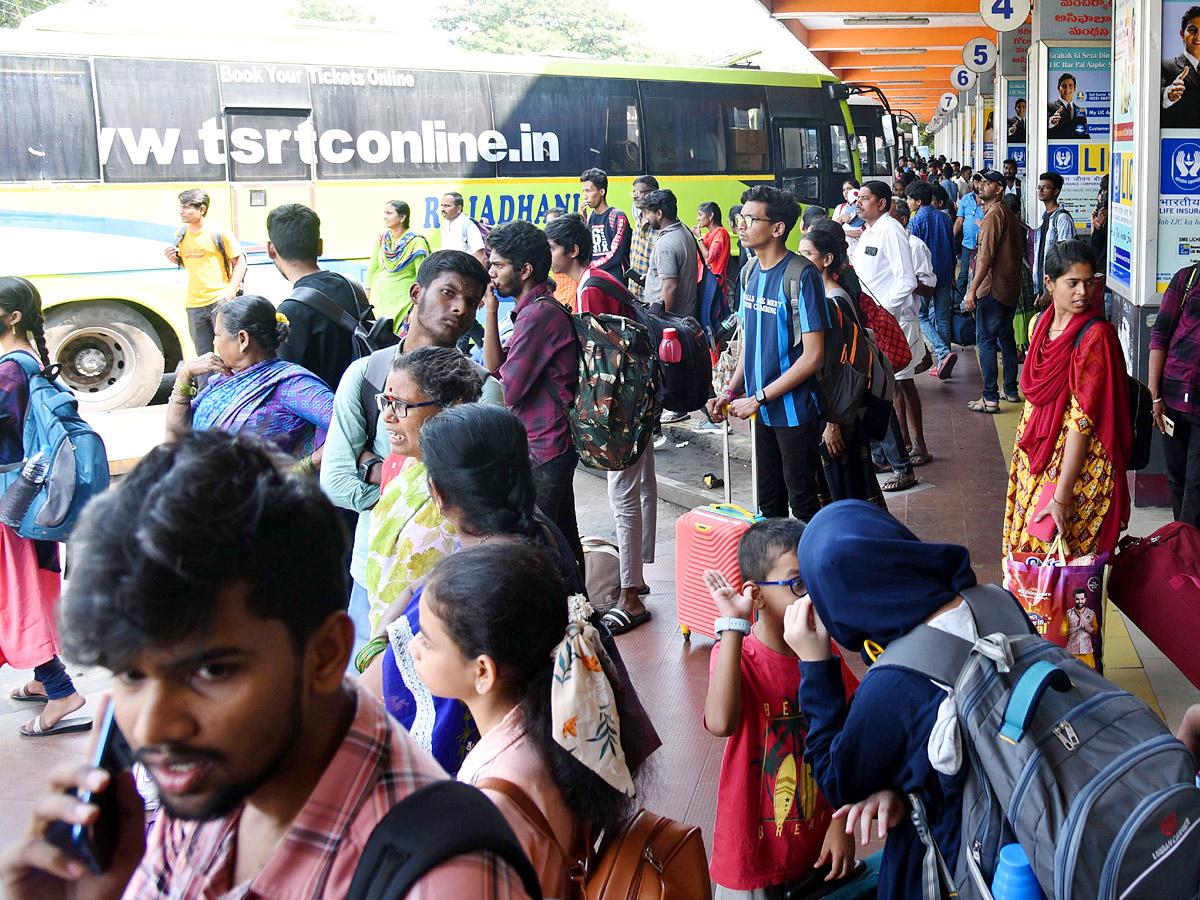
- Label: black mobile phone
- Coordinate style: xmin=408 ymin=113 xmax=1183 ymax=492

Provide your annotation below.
xmin=45 ymin=703 xmax=133 ymax=875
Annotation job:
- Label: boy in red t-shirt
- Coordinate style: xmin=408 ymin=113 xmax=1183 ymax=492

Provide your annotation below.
xmin=703 ymin=518 xmax=858 ymax=898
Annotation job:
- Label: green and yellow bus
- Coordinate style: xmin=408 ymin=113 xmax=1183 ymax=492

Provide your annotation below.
xmin=0 ymin=23 xmax=860 ymax=409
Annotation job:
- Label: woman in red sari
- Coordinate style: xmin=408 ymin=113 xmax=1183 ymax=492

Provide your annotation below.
xmin=1003 ymin=240 xmax=1132 ymax=556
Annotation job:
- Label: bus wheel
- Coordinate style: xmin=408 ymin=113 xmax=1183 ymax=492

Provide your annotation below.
xmin=45 ymin=301 xmax=165 ymax=411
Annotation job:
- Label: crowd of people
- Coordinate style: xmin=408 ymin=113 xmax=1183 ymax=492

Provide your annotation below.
xmin=1 ymin=154 xmax=1199 ymax=900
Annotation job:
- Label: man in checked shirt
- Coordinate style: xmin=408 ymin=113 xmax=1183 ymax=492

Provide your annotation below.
xmin=0 ymin=432 xmax=534 ymax=900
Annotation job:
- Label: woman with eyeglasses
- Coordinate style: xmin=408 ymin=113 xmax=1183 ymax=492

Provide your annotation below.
xmin=363 ymin=345 xmax=482 ymax=635
xmin=166 ymin=294 xmax=334 ymax=473
xmin=1002 ymin=240 xmax=1131 ymax=556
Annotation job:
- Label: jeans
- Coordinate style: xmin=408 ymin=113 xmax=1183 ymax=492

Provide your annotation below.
xmin=871 ymin=410 xmax=914 ymax=475
xmin=186 ymin=301 xmax=223 ymax=355
xmin=606 ymin=445 xmax=657 ymax=589
xmin=1162 ymin=408 xmax=1200 ymax=529
xmin=533 ymin=448 xmax=585 ymax=572
xmin=919 ymin=281 xmax=953 ymax=362
xmin=956 ymin=244 xmax=974 ymax=298
xmin=33 ymin=656 xmax=75 ymax=700
xmin=348 ymin=579 xmax=372 ymax=665
xmin=754 ymin=416 xmax=821 ymax=521
xmin=975 ymin=294 xmax=1018 ymax=404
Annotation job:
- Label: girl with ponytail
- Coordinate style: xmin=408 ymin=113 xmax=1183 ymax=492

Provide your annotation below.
xmin=0 ymin=276 xmax=90 ymax=736
xmin=359 ymin=404 xmax=659 ymax=777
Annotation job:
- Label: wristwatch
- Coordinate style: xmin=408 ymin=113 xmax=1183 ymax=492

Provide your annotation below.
xmin=754 ymin=388 xmax=768 ymax=405
xmin=714 ymin=617 xmax=752 ymax=637
xmin=358 ymin=455 xmax=384 ymax=483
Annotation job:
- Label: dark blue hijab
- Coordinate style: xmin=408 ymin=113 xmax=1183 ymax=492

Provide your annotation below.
xmin=797 ymin=500 xmax=977 ymax=651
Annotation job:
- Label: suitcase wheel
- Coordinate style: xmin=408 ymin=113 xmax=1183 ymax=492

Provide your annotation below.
xmin=681 ymin=625 xmax=691 ymax=642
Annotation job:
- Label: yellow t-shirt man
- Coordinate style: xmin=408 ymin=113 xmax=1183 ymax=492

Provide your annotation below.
xmin=178 ymin=225 xmax=243 ymax=308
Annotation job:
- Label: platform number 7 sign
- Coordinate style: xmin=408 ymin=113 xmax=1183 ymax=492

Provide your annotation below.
xmin=981 ymin=0 xmax=1030 ymax=33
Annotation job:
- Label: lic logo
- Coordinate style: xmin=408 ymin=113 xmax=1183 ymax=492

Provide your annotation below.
xmin=1051 ymin=145 xmax=1077 ymax=175
xmin=1012 ymin=148 xmax=1026 ymax=166
xmin=1169 ymin=142 xmax=1200 ymax=192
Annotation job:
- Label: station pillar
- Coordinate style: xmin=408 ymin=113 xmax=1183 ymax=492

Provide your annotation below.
xmin=996 ymin=21 xmax=1032 ymax=206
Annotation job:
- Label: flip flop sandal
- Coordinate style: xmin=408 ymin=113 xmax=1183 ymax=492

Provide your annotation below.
xmin=909 ymin=452 xmax=934 ymax=467
xmin=882 ymin=473 xmax=919 ymax=492
xmin=9 ymin=685 xmax=48 ymax=703
xmin=966 ymin=399 xmax=1001 ymax=414
xmin=1001 ymin=393 xmax=1023 ymax=403
xmin=937 ymin=353 xmax=959 ymax=379
xmin=600 ymin=607 xmax=652 ymax=635
xmin=20 ymin=714 xmax=93 ymax=738
xmin=637 ymin=585 xmax=651 ymax=596
xmin=873 ymin=461 xmax=892 ymax=474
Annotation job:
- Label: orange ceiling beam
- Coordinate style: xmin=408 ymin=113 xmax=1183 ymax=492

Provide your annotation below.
xmin=826 ymin=49 xmax=963 ymax=68
xmin=769 ymin=0 xmax=977 ymax=12
xmin=839 ymin=70 xmax=954 ymax=85
xmin=804 ymin=26 xmax=993 ymax=51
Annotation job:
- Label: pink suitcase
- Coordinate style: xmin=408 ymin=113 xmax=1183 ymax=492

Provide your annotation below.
xmin=675 ymin=420 xmax=763 ymax=641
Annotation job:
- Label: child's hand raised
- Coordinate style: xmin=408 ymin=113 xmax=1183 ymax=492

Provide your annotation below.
xmin=816 ymin=816 xmax=856 ymax=881
xmin=783 ymin=595 xmax=832 ymax=661
xmin=702 ymin=570 xmax=753 ymax=621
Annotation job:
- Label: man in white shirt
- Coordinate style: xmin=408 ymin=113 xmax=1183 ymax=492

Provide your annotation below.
xmin=853 ymin=180 xmax=929 ymax=488
xmin=439 ymin=192 xmax=489 ymax=267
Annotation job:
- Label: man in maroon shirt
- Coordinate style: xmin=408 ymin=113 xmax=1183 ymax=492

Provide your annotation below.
xmin=483 ymin=220 xmax=583 ymax=570
xmin=545 ymin=213 xmax=657 ymax=634
xmin=1150 ymin=263 xmax=1200 ymax=527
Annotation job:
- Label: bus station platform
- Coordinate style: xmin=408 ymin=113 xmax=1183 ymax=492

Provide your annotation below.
xmin=2 ymin=359 xmax=1196 ymax=861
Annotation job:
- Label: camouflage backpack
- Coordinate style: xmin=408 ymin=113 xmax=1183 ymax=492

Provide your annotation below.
xmin=537 ymin=292 xmax=660 ymax=472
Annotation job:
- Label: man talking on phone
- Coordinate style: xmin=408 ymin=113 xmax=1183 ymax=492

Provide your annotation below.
xmin=0 ymin=432 xmax=533 ymax=900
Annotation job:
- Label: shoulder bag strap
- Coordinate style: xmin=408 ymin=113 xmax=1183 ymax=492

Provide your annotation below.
xmin=290 ymin=285 xmax=363 ymax=333
xmin=335 ymin=272 xmax=371 ymax=317
xmin=360 ymin=346 xmax=399 ymax=440
xmin=475 ymin=777 xmax=585 ymax=891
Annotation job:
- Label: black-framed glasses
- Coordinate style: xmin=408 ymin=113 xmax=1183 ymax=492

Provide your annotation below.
xmin=734 ymin=214 xmax=774 ymax=228
xmin=374 ymin=393 xmax=438 ymax=418
xmin=753 ymin=577 xmax=807 ymax=597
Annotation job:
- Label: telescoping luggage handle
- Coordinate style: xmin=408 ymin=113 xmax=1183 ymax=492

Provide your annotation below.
xmin=721 ymin=415 xmax=759 ymax=517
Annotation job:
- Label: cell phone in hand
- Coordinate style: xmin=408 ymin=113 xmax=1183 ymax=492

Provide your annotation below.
xmin=45 ymin=702 xmax=133 ymax=875
xmin=1163 ymin=414 xmax=1177 ymax=437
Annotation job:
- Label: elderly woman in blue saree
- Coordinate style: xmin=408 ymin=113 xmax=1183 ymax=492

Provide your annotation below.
xmin=166 ymin=295 xmax=334 ymax=471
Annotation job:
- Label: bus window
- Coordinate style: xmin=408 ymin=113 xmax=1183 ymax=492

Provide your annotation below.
xmin=830 ymin=124 xmax=853 ymax=174
xmin=642 ymin=81 xmax=725 ymax=174
xmin=489 ymin=75 xmax=641 ymax=177
xmin=95 ymin=58 xmax=225 ymax=183
xmin=777 ymin=123 xmax=821 ymax=204
xmin=0 ymin=55 xmax=98 ymax=183
xmin=873 ymin=136 xmax=889 ymax=174
xmin=226 ymin=112 xmax=312 ymax=182
xmin=310 ymin=69 xmax=492 ymax=180
xmin=726 ymin=89 xmax=768 ymax=173
xmin=856 ymin=134 xmax=870 ymax=174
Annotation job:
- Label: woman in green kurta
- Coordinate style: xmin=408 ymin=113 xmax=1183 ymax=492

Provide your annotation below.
xmin=366 ymin=200 xmax=430 ymax=336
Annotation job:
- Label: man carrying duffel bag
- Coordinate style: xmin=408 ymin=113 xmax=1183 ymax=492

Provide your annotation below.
xmin=781 ymin=501 xmax=1200 ymax=900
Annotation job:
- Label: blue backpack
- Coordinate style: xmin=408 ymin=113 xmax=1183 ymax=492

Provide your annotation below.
xmin=0 ymin=351 xmax=109 ymax=542
xmin=692 ymin=234 xmax=730 ymax=350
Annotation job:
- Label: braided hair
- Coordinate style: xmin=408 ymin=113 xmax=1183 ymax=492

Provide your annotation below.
xmin=0 ymin=276 xmax=51 ymax=367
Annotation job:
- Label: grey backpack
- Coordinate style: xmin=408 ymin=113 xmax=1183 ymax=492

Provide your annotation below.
xmin=871 ymin=584 xmax=1200 ymax=900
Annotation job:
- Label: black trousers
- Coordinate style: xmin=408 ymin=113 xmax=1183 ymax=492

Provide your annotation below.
xmin=1162 ymin=407 xmax=1200 ymax=529
xmin=754 ymin=416 xmax=822 ymax=521
xmin=532 ymin=448 xmax=585 ymax=573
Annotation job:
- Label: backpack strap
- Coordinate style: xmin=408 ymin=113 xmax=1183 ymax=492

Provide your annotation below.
xmin=360 ymin=345 xmax=399 ymax=441
xmin=476 ymin=776 xmax=586 ymax=887
xmin=347 ymin=779 xmax=543 ymax=900
xmin=210 ymin=227 xmax=232 ymax=280
xmin=1072 ymin=316 xmax=1106 ymax=349
xmin=289 ymin=285 xmax=365 ymax=334
xmin=782 ymin=253 xmax=814 ymax=349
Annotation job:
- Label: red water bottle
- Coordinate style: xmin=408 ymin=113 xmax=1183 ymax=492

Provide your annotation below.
xmin=658 ymin=327 xmax=682 ymax=363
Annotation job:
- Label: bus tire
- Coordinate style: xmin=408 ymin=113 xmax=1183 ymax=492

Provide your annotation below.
xmin=45 ymin=301 xmax=165 ymax=411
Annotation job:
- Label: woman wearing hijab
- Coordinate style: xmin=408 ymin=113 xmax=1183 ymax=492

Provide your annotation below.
xmin=783 ymin=500 xmax=1028 ymax=900
xmin=1003 ymin=240 xmax=1131 ymax=556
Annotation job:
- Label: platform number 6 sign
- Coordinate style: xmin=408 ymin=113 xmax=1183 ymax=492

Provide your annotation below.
xmin=981 ymin=0 xmax=1030 ymax=33
xmin=963 ymin=37 xmax=998 ymax=73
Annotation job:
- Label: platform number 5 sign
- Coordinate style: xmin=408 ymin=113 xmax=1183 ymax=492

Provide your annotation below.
xmin=963 ymin=37 xmax=998 ymax=73
xmin=981 ymin=0 xmax=1030 ymax=33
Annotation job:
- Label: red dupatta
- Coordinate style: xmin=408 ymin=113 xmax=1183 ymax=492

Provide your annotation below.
xmin=1018 ymin=305 xmax=1132 ymax=550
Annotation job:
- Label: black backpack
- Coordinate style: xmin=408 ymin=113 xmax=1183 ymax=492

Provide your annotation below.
xmin=347 ymin=780 xmax=543 ymax=900
xmin=288 ymin=273 xmax=399 ymax=361
xmin=1074 ymin=317 xmax=1153 ymax=471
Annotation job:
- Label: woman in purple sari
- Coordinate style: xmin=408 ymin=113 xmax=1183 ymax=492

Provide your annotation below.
xmin=166 ymin=295 xmax=334 ymax=472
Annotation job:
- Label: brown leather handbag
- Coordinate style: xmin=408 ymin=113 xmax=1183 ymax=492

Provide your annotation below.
xmin=477 ymin=777 xmax=712 ymax=900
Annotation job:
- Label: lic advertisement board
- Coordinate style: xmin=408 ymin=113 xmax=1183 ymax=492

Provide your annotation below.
xmin=1159 ymin=1 xmax=1200 ymax=289
xmin=1045 ymin=46 xmax=1111 ymax=230
xmin=1109 ymin=0 xmax=1135 ymax=289
xmin=1007 ymin=79 xmax=1027 ymax=180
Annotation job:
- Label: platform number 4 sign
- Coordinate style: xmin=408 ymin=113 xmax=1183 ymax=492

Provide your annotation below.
xmin=963 ymin=37 xmax=998 ymax=73
xmin=981 ymin=0 xmax=1030 ymax=33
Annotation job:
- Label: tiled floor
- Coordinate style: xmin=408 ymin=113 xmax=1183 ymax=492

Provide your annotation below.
xmin=1 ymin=352 xmax=1196 ymax=874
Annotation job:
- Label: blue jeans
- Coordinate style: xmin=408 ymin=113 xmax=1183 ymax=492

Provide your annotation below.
xmin=871 ymin=410 xmax=914 ymax=476
xmin=956 ymin=244 xmax=974 ymax=297
xmin=348 ymin=578 xmax=372 ymax=665
xmin=919 ymin=281 xmax=953 ymax=362
xmin=975 ymin=295 xmax=1018 ymax=404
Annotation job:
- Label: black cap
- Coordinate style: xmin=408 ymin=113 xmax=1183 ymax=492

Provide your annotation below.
xmin=980 ymin=170 xmax=1006 ymax=186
